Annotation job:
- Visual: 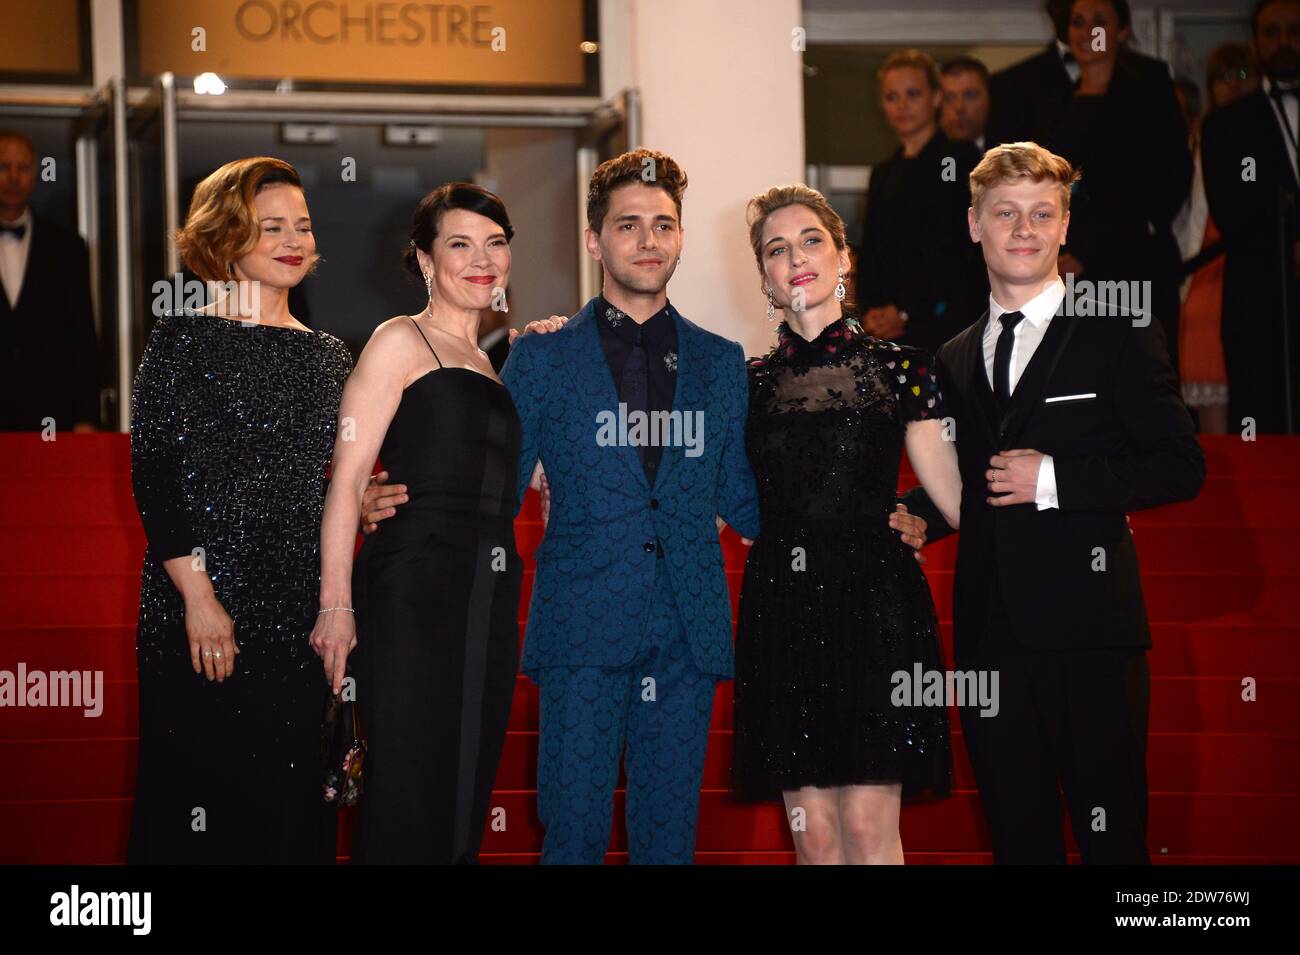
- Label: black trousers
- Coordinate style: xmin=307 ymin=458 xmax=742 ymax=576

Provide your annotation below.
xmin=957 ymin=580 xmax=1151 ymax=864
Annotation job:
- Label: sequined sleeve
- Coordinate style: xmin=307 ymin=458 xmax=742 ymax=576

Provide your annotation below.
xmin=130 ymin=317 xmax=198 ymax=562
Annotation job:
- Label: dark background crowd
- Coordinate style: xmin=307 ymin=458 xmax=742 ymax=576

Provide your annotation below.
xmin=851 ymin=0 xmax=1300 ymax=435
xmin=3 ymin=0 xmax=1298 ymax=434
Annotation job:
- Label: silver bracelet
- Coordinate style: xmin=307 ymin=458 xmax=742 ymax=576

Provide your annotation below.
xmin=318 ymin=606 xmax=355 ymax=614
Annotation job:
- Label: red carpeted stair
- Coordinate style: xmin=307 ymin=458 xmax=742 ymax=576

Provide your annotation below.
xmin=1 ymin=433 xmax=1297 ymax=864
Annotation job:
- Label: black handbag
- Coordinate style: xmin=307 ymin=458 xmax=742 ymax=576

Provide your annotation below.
xmin=321 ymin=680 xmax=366 ymax=806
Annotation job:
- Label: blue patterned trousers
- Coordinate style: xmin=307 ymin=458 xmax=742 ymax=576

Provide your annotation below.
xmin=534 ymin=561 xmax=717 ymax=864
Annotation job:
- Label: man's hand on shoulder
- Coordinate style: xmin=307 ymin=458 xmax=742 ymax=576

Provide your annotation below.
xmin=508 ymin=314 xmax=569 ymax=344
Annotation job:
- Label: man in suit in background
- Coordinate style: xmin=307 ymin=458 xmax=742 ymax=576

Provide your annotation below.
xmin=1201 ymin=0 xmax=1300 ymax=433
xmin=904 ymin=142 xmax=1205 ymax=863
xmin=0 ymin=129 xmax=99 ymax=432
xmin=941 ymin=56 xmax=991 ymax=152
xmin=477 ymin=305 xmax=511 ymax=373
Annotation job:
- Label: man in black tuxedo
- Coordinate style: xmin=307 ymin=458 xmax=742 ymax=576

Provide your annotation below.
xmin=903 ymin=142 xmax=1205 ymax=864
xmin=1201 ymin=0 xmax=1300 ymax=433
xmin=0 ymin=129 xmax=99 ymax=432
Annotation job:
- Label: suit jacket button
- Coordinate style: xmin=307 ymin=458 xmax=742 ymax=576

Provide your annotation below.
xmin=644 ymin=541 xmax=655 ymax=553
xmin=650 ymin=498 xmax=659 ymax=509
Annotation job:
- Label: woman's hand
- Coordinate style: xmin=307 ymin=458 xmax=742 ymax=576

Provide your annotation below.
xmin=184 ymin=592 xmax=238 ymax=682
xmin=310 ymin=608 xmax=357 ymax=695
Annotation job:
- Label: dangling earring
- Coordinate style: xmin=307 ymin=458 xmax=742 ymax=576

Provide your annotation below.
xmin=834 ymin=266 xmax=846 ymax=302
xmin=424 ymin=272 xmax=432 ymax=297
xmin=765 ymin=287 xmax=775 ymax=323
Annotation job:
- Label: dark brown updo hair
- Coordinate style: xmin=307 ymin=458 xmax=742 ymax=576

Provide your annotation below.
xmin=403 ymin=182 xmax=514 ymax=279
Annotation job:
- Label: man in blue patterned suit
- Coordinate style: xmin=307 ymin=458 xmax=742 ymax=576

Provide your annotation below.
xmin=498 ymin=149 xmax=759 ymax=863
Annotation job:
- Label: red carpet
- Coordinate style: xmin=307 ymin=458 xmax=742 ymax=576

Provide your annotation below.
xmin=1 ymin=433 xmax=1296 ymax=864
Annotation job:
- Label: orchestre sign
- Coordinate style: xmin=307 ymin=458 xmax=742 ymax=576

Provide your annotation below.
xmin=135 ymin=0 xmax=589 ymax=87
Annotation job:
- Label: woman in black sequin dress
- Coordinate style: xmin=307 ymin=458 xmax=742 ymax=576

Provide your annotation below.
xmin=313 ymin=184 xmax=521 ymax=864
xmin=128 ymin=159 xmax=351 ymax=863
xmin=730 ymin=186 xmax=963 ymax=864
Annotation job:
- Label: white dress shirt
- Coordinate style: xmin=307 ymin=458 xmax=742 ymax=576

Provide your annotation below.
xmin=1056 ymin=39 xmax=1081 ymax=85
xmin=0 ymin=207 xmax=32 ymax=310
xmin=1262 ymin=75 xmax=1300 ymax=185
xmin=984 ymin=278 xmax=1066 ymax=510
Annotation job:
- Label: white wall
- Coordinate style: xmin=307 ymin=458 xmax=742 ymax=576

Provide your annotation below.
xmin=600 ymin=0 xmax=804 ymax=359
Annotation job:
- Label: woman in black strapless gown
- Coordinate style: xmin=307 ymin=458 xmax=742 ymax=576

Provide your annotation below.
xmin=313 ymin=184 xmax=522 ymax=864
xmin=352 ymin=325 xmax=521 ymax=864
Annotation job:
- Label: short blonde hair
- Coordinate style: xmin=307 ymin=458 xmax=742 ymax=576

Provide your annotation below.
xmin=969 ymin=141 xmax=1080 ymax=216
xmin=878 ymin=50 xmax=942 ymax=92
xmin=175 ymin=156 xmax=314 ymax=283
xmin=746 ymin=184 xmax=848 ymax=281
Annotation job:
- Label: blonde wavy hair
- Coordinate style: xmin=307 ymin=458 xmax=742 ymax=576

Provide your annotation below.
xmin=174 ymin=156 xmax=317 ymax=283
xmin=969 ymin=142 xmax=1080 ymax=216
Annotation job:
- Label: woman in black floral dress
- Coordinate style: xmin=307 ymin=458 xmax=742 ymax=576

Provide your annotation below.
xmin=731 ymin=186 xmax=963 ymax=864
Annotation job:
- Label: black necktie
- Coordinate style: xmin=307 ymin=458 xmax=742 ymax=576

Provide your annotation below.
xmin=0 ymin=223 xmax=26 ymax=239
xmin=993 ymin=310 xmax=1025 ymax=406
xmin=623 ymin=326 xmax=649 ymax=471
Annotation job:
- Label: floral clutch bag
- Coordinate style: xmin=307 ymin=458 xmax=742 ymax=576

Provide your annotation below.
xmin=321 ymin=684 xmax=366 ymax=806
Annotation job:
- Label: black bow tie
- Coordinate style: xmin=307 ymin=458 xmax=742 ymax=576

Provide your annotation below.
xmin=1061 ymin=49 xmax=1077 ymax=65
xmin=0 ymin=222 xmax=26 ymax=239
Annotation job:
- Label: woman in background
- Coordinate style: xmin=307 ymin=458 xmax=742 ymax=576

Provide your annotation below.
xmin=1175 ymin=43 xmax=1258 ymax=433
xmin=857 ymin=49 xmax=985 ymax=356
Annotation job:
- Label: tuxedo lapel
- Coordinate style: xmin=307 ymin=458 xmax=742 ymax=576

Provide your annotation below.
xmin=1250 ymin=90 xmax=1299 ymax=189
xmin=952 ymin=312 xmax=1000 ymax=447
xmin=999 ymin=310 xmax=1079 ymax=447
xmin=9 ymin=215 xmax=46 ymax=315
xmin=573 ymin=301 xmax=650 ymax=492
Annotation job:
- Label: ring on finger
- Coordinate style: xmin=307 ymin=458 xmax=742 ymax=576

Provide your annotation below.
xmin=202 ymin=649 xmax=214 ymax=659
